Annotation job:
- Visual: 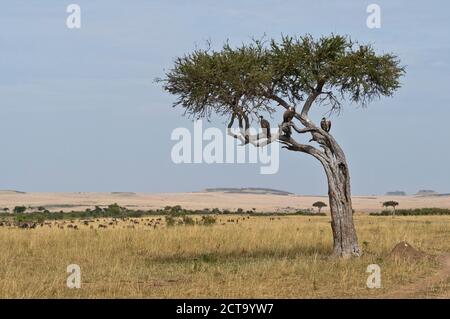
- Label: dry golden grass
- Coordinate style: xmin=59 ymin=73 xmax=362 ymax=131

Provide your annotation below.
xmin=1 ymin=214 xmax=450 ymax=298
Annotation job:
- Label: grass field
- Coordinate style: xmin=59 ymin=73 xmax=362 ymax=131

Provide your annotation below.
xmin=1 ymin=214 xmax=450 ymax=298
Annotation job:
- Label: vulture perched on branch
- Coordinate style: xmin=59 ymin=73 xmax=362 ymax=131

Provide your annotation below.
xmin=283 ymin=106 xmax=296 ymax=123
xmin=320 ymin=117 xmax=331 ymax=132
xmin=282 ymin=107 xmax=296 ymax=137
xmin=259 ymin=116 xmax=271 ymax=138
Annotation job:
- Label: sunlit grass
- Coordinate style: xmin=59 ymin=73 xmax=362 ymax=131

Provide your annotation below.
xmin=0 ymin=214 xmax=448 ymax=298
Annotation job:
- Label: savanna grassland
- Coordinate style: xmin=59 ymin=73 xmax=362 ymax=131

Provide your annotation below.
xmin=1 ymin=213 xmax=450 ymax=298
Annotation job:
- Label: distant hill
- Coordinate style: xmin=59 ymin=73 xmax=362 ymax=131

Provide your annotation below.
xmin=203 ymin=187 xmax=293 ymax=196
xmin=0 ymin=190 xmax=26 ymax=194
xmin=386 ymin=191 xmax=407 ymax=196
xmin=414 ymin=191 xmax=450 ymax=197
xmin=111 ymin=192 xmax=136 ymax=196
xmin=416 ymin=190 xmax=438 ymax=196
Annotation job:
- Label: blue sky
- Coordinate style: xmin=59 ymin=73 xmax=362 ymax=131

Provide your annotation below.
xmin=0 ymin=0 xmax=449 ymax=195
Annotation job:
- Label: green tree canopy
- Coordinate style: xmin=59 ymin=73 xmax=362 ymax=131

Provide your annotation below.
xmin=312 ymin=201 xmax=328 ymax=213
xmin=313 ymin=201 xmax=328 ymax=208
xmin=383 ymin=201 xmax=399 ymax=209
xmin=160 ymin=34 xmax=405 ymax=121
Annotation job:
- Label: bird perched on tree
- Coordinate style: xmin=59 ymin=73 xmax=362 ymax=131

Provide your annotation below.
xmin=259 ymin=115 xmax=271 ymax=138
xmin=320 ymin=117 xmax=331 ymax=132
xmin=283 ymin=106 xmax=296 ymax=123
xmin=282 ymin=107 xmax=296 ymax=137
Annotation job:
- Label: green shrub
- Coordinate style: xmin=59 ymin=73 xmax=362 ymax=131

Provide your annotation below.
xmin=13 ymin=206 xmax=27 ymax=214
xmin=7 ymin=204 xmax=329 ymax=223
xmin=294 ymin=210 xmax=326 ymax=216
xmin=164 ymin=205 xmax=187 ymax=217
xmin=370 ymin=208 xmax=450 ymax=216
xmin=105 ymin=203 xmax=124 ymax=216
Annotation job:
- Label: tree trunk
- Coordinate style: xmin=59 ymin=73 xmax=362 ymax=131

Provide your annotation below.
xmin=266 ymin=91 xmax=361 ymax=258
xmin=322 ymin=158 xmax=361 ymax=258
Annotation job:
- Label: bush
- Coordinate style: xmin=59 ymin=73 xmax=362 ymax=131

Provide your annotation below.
xmin=164 ymin=205 xmax=186 ymax=217
xmin=5 ymin=204 xmax=329 ymax=223
xmin=165 ymin=216 xmax=176 ymax=227
xmin=182 ymin=215 xmax=195 ymax=226
xmin=105 ymin=203 xmax=124 ymax=216
xmin=93 ymin=206 xmax=103 ymax=214
xmin=294 ymin=210 xmax=326 ymax=216
xmin=370 ymin=208 xmax=450 ymax=216
xmin=13 ymin=206 xmax=27 ymax=214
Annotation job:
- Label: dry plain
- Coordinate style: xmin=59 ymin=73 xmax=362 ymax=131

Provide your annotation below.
xmin=1 ymin=191 xmax=449 ymax=213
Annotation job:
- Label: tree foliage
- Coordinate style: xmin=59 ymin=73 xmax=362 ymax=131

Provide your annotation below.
xmin=382 ymin=201 xmax=399 ymax=209
xmin=159 ymin=34 xmax=405 ymax=120
xmin=312 ymin=201 xmax=328 ymax=213
xmin=313 ymin=201 xmax=327 ymax=208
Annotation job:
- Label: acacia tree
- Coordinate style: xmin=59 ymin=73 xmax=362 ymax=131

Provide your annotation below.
xmin=383 ymin=200 xmax=399 ymax=216
xmin=313 ymin=201 xmax=327 ymax=213
xmin=160 ymin=34 xmax=404 ymax=258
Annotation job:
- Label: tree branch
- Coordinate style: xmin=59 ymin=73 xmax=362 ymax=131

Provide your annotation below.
xmin=265 ymin=86 xmax=345 ymax=160
xmin=299 ymin=81 xmax=324 ymax=126
xmin=291 ymin=124 xmax=318 ymax=134
xmin=278 ymin=135 xmax=329 ymax=164
xmin=227 ymin=113 xmax=282 ymax=147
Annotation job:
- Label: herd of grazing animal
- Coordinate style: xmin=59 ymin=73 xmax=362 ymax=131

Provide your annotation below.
xmin=0 ymin=215 xmax=253 ymax=230
xmin=258 ymin=108 xmax=331 ymax=139
xmin=0 ymin=217 xmax=165 ymax=230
